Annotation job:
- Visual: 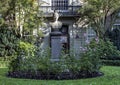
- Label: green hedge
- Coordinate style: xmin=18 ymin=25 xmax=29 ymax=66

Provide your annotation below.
xmin=101 ymin=55 xmax=120 ymax=66
xmin=101 ymin=56 xmax=120 ymax=60
xmin=102 ymin=60 xmax=120 ymax=66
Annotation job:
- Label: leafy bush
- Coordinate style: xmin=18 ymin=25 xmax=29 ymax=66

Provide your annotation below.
xmin=80 ymin=39 xmax=118 ymax=72
xmin=0 ymin=27 xmax=19 ymax=57
xmin=59 ymin=53 xmax=80 ymax=73
xmin=80 ymin=39 xmax=120 ymax=72
xmin=17 ymin=41 xmax=35 ymax=57
xmin=101 ymin=55 xmax=120 ymax=66
xmin=9 ymin=39 xmax=106 ymax=79
xmin=98 ymin=39 xmax=120 ymax=66
xmin=8 ymin=48 xmax=103 ymax=79
xmin=9 ymin=41 xmax=36 ymax=72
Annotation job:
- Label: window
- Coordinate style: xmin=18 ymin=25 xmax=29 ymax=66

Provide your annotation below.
xmin=52 ymin=0 xmax=68 ymax=10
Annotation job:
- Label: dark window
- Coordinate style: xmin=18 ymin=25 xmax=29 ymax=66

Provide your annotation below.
xmin=52 ymin=0 xmax=68 ymax=10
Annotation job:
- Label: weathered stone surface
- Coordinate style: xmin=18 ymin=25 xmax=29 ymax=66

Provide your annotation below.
xmin=51 ymin=36 xmax=62 ymax=60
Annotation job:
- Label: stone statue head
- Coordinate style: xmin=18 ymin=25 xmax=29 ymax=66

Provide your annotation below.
xmin=50 ymin=10 xmax=62 ymax=30
xmin=53 ymin=10 xmax=59 ymax=22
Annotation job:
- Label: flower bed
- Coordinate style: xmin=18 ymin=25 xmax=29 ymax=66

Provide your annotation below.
xmin=8 ymin=71 xmax=103 ymax=80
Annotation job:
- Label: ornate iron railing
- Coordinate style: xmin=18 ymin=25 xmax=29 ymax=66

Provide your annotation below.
xmin=40 ymin=6 xmax=81 ymax=17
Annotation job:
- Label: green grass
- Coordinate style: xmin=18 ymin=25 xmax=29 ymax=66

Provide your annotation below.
xmin=0 ymin=66 xmax=120 ymax=85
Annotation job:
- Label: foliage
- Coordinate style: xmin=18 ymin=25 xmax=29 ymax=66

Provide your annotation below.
xmin=8 ymin=46 xmax=102 ymax=80
xmin=0 ymin=0 xmax=44 ymax=57
xmin=88 ymin=39 xmax=120 ymax=57
xmin=102 ymin=60 xmax=120 ymax=66
xmin=16 ymin=0 xmax=44 ymax=43
xmin=0 ymin=0 xmax=11 ymax=26
xmin=9 ymin=41 xmax=36 ymax=72
xmin=102 ymin=55 xmax=120 ymax=60
xmin=80 ymin=39 xmax=120 ymax=73
xmin=59 ymin=53 xmax=80 ymax=73
xmin=80 ymin=40 xmax=100 ymax=73
xmin=18 ymin=41 xmax=35 ymax=56
xmin=0 ymin=0 xmax=43 ymax=38
xmin=0 ymin=27 xmax=19 ymax=57
xmin=78 ymin=0 xmax=120 ymax=38
xmin=8 ymin=39 xmax=106 ymax=79
xmin=15 ymin=0 xmax=43 ymax=36
xmin=107 ymin=28 xmax=120 ymax=50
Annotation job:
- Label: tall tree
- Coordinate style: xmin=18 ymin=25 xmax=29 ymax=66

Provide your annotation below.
xmin=78 ymin=0 xmax=120 ymax=39
xmin=0 ymin=0 xmax=43 ymax=36
xmin=0 ymin=0 xmax=43 ymax=57
xmin=14 ymin=0 xmax=43 ymax=37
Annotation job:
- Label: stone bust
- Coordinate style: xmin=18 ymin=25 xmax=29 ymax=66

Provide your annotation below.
xmin=53 ymin=10 xmax=59 ymax=22
xmin=50 ymin=10 xmax=62 ymax=30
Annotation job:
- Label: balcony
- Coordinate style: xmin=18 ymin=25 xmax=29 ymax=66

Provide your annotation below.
xmin=40 ymin=6 xmax=81 ymax=17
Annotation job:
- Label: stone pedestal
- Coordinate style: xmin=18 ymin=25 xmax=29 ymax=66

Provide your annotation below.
xmin=50 ymin=32 xmax=62 ymax=61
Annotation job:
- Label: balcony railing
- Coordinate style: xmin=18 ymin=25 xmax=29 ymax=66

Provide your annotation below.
xmin=40 ymin=6 xmax=81 ymax=17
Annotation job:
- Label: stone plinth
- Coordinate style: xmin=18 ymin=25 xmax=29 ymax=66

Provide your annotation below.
xmin=50 ymin=32 xmax=62 ymax=61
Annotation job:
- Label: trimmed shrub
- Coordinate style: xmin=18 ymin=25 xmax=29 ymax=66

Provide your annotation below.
xmin=101 ymin=56 xmax=120 ymax=60
xmin=102 ymin=60 xmax=120 ymax=66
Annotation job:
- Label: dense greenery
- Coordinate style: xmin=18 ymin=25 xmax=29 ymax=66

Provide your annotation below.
xmin=8 ymin=41 xmax=102 ymax=79
xmin=79 ymin=0 xmax=120 ymax=39
xmin=0 ymin=0 xmax=43 ymax=27
xmin=0 ymin=27 xmax=19 ymax=57
xmin=107 ymin=27 xmax=120 ymax=50
xmin=80 ymin=39 xmax=120 ymax=72
xmin=9 ymin=41 xmax=36 ymax=72
xmin=84 ymin=39 xmax=120 ymax=66
xmin=7 ymin=36 xmax=120 ymax=79
xmin=0 ymin=0 xmax=43 ymax=57
xmin=0 ymin=0 xmax=120 ymax=80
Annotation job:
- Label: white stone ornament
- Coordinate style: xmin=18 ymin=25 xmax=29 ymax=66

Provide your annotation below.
xmin=50 ymin=10 xmax=62 ymax=30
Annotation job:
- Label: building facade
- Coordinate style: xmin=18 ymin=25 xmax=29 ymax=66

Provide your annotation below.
xmin=39 ymin=0 xmax=96 ymax=57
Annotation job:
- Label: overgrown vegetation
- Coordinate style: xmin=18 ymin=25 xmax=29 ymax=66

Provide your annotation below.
xmin=86 ymin=38 xmax=120 ymax=66
xmin=7 ymin=36 xmax=120 ymax=80
xmin=0 ymin=0 xmax=43 ymax=57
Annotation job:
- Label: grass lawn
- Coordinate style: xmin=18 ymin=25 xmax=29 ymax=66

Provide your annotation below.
xmin=0 ymin=66 xmax=120 ymax=85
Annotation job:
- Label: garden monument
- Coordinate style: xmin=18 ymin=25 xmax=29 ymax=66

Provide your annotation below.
xmin=50 ymin=10 xmax=62 ymax=61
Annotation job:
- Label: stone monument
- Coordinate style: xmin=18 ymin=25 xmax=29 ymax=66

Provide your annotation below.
xmin=50 ymin=10 xmax=62 ymax=61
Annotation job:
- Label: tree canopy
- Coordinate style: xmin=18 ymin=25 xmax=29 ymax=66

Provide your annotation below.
xmin=78 ymin=0 xmax=120 ymax=39
xmin=0 ymin=0 xmax=43 ymax=57
xmin=0 ymin=0 xmax=43 ymax=32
